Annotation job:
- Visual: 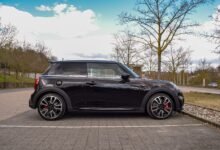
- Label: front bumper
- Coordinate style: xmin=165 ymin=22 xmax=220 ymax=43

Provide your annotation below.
xmin=176 ymin=92 xmax=184 ymax=111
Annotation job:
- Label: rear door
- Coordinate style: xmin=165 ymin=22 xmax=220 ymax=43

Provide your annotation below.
xmin=48 ymin=62 xmax=88 ymax=109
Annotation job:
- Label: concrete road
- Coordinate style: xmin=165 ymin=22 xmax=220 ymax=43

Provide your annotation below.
xmin=0 ymin=88 xmax=220 ymax=150
xmin=0 ymin=88 xmax=33 ymax=121
xmin=179 ymin=86 xmax=220 ymax=94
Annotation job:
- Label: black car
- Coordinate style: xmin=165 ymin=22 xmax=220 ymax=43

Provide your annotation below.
xmin=29 ymin=60 xmax=184 ymax=120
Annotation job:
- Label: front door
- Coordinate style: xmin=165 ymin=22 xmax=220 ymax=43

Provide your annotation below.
xmin=84 ymin=63 xmax=141 ymax=110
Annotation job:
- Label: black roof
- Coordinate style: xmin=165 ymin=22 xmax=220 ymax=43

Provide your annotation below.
xmin=51 ymin=60 xmax=118 ymax=64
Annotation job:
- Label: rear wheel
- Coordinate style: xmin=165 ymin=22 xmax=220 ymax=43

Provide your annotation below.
xmin=146 ymin=93 xmax=174 ymax=119
xmin=37 ymin=93 xmax=66 ymax=120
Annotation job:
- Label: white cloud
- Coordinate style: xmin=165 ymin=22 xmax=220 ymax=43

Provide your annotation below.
xmin=0 ymin=4 xmax=114 ymax=60
xmin=36 ymin=3 xmax=78 ymax=14
xmin=36 ymin=5 xmax=51 ymax=12
xmin=53 ymin=4 xmax=67 ymax=14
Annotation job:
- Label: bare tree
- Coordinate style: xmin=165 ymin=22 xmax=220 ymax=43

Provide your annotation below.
xmin=0 ymin=21 xmax=17 ymax=48
xmin=203 ymin=6 xmax=220 ymax=56
xmin=164 ymin=46 xmax=191 ymax=83
xmin=120 ymin=0 xmax=210 ymax=79
xmin=112 ymin=30 xmax=143 ymax=67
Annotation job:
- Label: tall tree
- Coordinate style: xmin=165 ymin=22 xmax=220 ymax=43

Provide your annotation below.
xmin=120 ymin=0 xmax=210 ymax=79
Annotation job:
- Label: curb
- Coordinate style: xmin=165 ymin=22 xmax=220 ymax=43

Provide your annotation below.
xmin=185 ymin=103 xmax=220 ymax=113
xmin=182 ymin=111 xmax=220 ymax=129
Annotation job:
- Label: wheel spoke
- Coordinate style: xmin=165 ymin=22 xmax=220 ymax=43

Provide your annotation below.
xmin=158 ymin=110 xmax=164 ymax=118
xmin=154 ymin=97 xmax=162 ymax=105
xmin=40 ymin=108 xmax=48 ymax=115
xmin=54 ymin=104 xmax=62 ymax=110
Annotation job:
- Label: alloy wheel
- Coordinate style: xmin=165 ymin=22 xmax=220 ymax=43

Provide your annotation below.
xmin=39 ymin=95 xmax=63 ymax=120
xmin=150 ymin=95 xmax=173 ymax=119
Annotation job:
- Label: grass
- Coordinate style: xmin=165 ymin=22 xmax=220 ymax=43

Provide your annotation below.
xmin=184 ymin=92 xmax=220 ymax=111
xmin=0 ymin=73 xmax=34 ymax=83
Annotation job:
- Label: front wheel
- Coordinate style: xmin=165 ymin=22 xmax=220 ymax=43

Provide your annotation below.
xmin=146 ymin=93 xmax=174 ymax=119
xmin=37 ymin=93 xmax=66 ymax=120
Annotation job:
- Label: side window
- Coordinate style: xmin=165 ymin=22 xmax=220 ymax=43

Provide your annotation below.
xmin=47 ymin=63 xmax=87 ymax=76
xmin=87 ymin=63 xmax=126 ymax=78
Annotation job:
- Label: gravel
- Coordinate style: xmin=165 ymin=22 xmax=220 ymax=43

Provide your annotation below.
xmin=184 ymin=104 xmax=220 ymax=125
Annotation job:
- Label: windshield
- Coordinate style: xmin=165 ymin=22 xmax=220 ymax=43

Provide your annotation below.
xmin=120 ymin=63 xmax=140 ymax=78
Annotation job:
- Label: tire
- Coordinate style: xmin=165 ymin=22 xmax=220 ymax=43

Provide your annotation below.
xmin=146 ymin=93 xmax=174 ymax=119
xmin=37 ymin=93 xmax=66 ymax=120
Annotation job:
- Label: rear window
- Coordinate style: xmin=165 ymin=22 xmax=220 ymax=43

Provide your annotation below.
xmin=46 ymin=62 xmax=87 ymax=76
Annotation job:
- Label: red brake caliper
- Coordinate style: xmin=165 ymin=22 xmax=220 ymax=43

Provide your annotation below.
xmin=164 ymin=102 xmax=171 ymax=110
xmin=43 ymin=105 xmax=48 ymax=109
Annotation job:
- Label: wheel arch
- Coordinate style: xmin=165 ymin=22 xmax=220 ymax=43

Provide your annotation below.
xmin=32 ymin=87 xmax=73 ymax=111
xmin=140 ymin=87 xmax=179 ymax=112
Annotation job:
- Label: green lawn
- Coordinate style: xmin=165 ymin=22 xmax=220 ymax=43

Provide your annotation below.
xmin=184 ymin=92 xmax=220 ymax=111
xmin=0 ymin=73 xmax=34 ymax=83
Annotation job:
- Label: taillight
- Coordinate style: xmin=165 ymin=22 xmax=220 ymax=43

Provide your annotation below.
xmin=34 ymin=77 xmax=39 ymax=90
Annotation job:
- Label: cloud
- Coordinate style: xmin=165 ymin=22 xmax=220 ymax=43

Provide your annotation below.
xmin=174 ymin=7 xmax=220 ymax=66
xmin=35 ymin=3 xmax=77 ymax=14
xmin=35 ymin=5 xmax=51 ymax=12
xmin=53 ymin=4 xmax=67 ymax=14
xmin=0 ymin=4 xmax=114 ymax=60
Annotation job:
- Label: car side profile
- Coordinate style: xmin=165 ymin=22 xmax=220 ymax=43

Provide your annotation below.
xmin=29 ymin=60 xmax=184 ymax=120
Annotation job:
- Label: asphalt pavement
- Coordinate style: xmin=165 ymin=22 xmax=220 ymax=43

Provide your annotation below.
xmin=0 ymin=88 xmax=220 ymax=150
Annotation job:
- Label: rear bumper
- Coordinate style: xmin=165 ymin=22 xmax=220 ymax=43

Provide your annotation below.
xmin=29 ymin=92 xmax=37 ymax=109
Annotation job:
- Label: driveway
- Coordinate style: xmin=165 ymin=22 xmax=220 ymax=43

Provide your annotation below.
xmin=0 ymin=88 xmax=220 ymax=150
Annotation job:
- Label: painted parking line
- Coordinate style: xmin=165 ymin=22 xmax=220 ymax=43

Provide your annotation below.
xmin=0 ymin=123 xmax=205 ymax=129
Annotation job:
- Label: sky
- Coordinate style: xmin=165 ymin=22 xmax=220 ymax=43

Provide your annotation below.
xmin=0 ymin=0 xmax=220 ymax=66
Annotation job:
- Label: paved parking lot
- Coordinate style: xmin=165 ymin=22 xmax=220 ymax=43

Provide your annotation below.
xmin=0 ymin=88 xmax=220 ymax=150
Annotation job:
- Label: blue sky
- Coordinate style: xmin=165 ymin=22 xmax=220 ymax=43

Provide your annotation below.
xmin=1 ymin=0 xmax=219 ymax=26
xmin=0 ymin=0 xmax=219 ymax=65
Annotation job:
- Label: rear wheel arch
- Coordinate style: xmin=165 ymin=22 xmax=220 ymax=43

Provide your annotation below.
xmin=34 ymin=88 xmax=72 ymax=111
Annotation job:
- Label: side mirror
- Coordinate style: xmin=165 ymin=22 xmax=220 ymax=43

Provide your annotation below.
xmin=121 ymin=74 xmax=130 ymax=82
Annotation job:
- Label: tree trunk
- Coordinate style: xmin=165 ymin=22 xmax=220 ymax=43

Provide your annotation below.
xmin=15 ymin=70 xmax=18 ymax=79
xmin=157 ymin=52 xmax=162 ymax=79
xmin=172 ymin=71 xmax=176 ymax=83
xmin=3 ymin=63 xmax=6 ymax=89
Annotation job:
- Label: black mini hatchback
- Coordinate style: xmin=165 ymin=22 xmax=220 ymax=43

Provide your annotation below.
xmin=29 ymin=60 xmax=184 ymax=120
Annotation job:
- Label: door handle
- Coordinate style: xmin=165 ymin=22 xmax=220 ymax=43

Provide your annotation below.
xmin=86 ymin=81 xmax=96 ymax=86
